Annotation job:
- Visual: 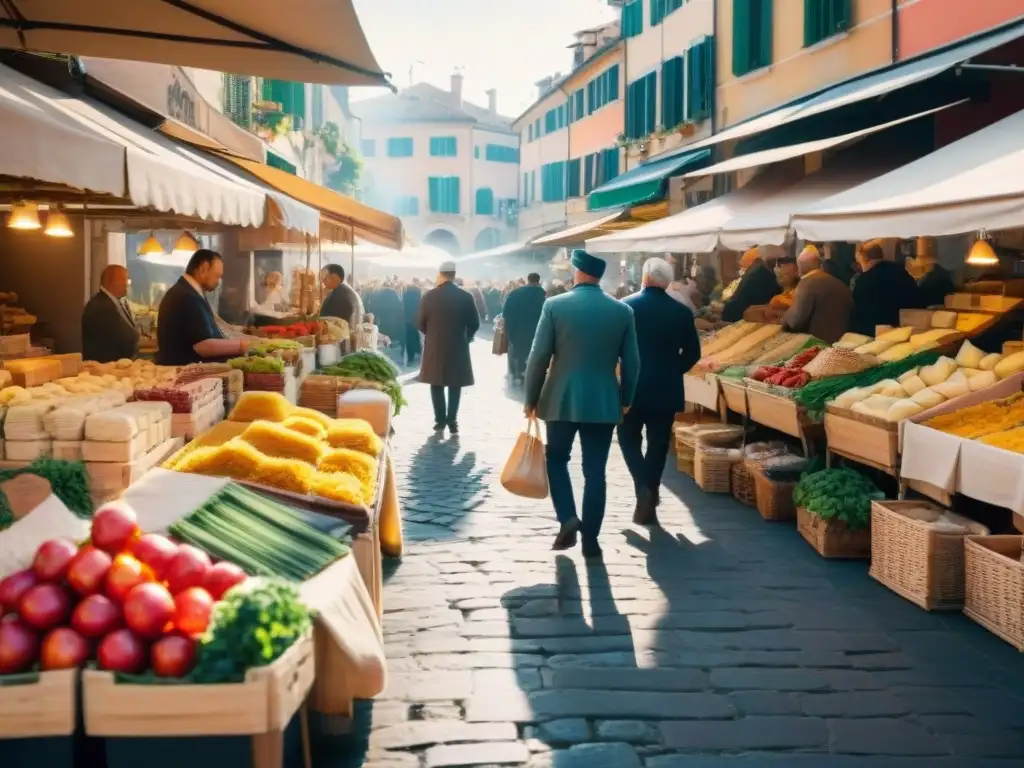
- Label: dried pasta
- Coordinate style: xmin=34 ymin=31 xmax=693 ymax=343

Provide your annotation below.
xmin=309 ymin=471 xmax=366 ymax=505
xmin=280 ymin=415 xmax=328 ymax=441
xmin=228 ymin=391 xmax=292 ymax=422
xmin=240 ymin=420 xmax=324 ymax=464
xmin=326 ymin=418 xmax=383 ymax=456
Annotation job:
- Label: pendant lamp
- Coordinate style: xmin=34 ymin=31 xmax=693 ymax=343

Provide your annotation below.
xmin=7 ymin=201 xmax=41 ymax=230
xmin=43 ymin=207 xmax=73 ymax=238
xmin=138 ymin=233 xmax=165 ymax=256
xmin=966 ymin=234 xmax=999 ymax=267
xmin=173 ymin=231 xmax=199 ymax=253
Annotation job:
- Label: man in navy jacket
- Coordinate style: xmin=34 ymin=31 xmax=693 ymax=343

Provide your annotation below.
xmin=619 ymin=257 xmax=702 ymax=526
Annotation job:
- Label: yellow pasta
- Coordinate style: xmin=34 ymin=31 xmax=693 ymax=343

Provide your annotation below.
xmin=291 ymin=406 xmax=333 ymax=428
xmin=252 ymin=454 xmax=315 ymax=494
xmin=240 ymin=420 xmax=324 ymax=464
xmin=174 ymin=438 xmax=263 ymax=481
xmin=228 ymin=391 xmax=292 ymax=423
xmin=325 ymin=418 xmax=383 ymax=456
xmin=317 ymin=447 xmax=377 ymax=498
xmin=280 ymin=415 xmax=328 ymax=441
xmin=310 ymin=471 xmax=366 ymax=505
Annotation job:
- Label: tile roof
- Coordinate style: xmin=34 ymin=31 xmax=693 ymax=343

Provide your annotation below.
xmin=352 ymin=82 xmax=515 ymax=133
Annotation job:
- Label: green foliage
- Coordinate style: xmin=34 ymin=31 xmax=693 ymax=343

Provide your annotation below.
xmin=0 ymin=458 xmax=92 ymax=528
xmin=793 ymin=468 xmax=883 ymax=531
xmin=316 ymin=122 xmax=341 ymax=158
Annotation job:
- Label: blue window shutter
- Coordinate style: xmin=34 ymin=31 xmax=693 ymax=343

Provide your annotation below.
xmin=476 ymin=188 xmax=494 ymax=215
xmin=610 ymin=65 xmax=620 ymax=101
xmin=733 ymin=0 xmax=751 ymax=76
xmin=759 ymin=0 xmax=774 ymax=69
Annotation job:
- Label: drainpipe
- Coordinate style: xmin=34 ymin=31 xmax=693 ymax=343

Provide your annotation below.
xmin=557 ymin=82 xmax=572 ymax=229
xmin=891 ymin=0 xmax=900 ymax=63
xmin=711 ymin=0 xmax=718 ymax=135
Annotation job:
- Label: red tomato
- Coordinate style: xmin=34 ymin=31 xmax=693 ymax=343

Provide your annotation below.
xmin=66 ymin=547 xmax=113 ymax=596
xmin=18 ymin=583 xmax=71 ymax=631
xmin=32 ymin=539 xmax=79 ymax=582
xmin=40 ymin=627 xmax=90 ymax=670
xmin=203 ymin=562 xmax=247 ymax=601
xmin=97 ymin=629 xmax=147 ymax=674
xmin=105 ymin=554 xmax=154 ymax=604
xmin=130 ymin=534 xmax=179 ymax=580
xmin=174 ymin=587 xmax=213 ymax=635
xmin=165 ymin=546 xmax=211 ymax=595
xmin=71 ymin=594 xmax=123 ymax=639
xmin=90 ymin=503 xmax=141 ymax=554
xmin=0 ymin=569 xmax=38 ymax=612
xmin=0 ymin=618 xmax=38 ymax=674
xmin=123 ymin=583 xmax=176 ymax=639
xmin=151 ymin=634 xmax=196 ymax=678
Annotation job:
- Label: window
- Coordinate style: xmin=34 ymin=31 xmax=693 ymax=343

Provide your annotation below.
xmin=387 ymin=137 xmax=414 ymax=157
xmin=527 ymin=124 xmax=534 ymax=142
xmin=568 ymin=89 xmax=585 ymax=123
xmin=544 ymin=107 xmax=558 ymax=134
xmin=485 ymin=144 xmax=519 ymax=163
xmin=531 ymin=171 xmax=537 ymax=203
xmin=430 ymin=136 xmax=457 ymax=157
xmin=522 ymin=172 xmax=529 ymax=206
xmin=534 ymin=118 xmax=541 ymax=138
xmin=661 ymin=56 xmax=684 ymax=130
xmin=360 ymin=139 xmax=376 ymax=158
xmin=428 ymin=176 xmax=460 ymax=214
xmin=263 ymin=80 xmax=305 ymax=124
xmin=650 ymin=0 xmax=682 ymax=26
xmin=475 ymin=188 xmax=495 ymax=216
xmin=566 ymin=158 xmax=582 ymax=198
xmin=804 ymin=0 xmax=851 ymax=47
xmin=622 ymin=0 xmax=643 ymax=38
xmin=626 ymin=71 xmax=657 ymax=140
xmin=541 ymin=162 xmax=566 ymax=203
xmin=732 ymin=0 xmax=773 ymax=76
xmin=475 ymin=146 xmax=480 ymax=159
xmin=588 ymin=65 xmax=620 ymax=115
xmin=391 ymin=196 xmax=419 ymax=216
xmin=687 ymin=36 xmax=716 ymax=122
xmin=584 ymin=148 xmax=621 ymax=194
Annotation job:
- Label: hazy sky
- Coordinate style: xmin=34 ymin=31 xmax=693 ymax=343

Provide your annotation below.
xmin=352 ymin=0 xmax=618 ymax=117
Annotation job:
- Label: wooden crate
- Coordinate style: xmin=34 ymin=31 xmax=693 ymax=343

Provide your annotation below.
xmin=964 ymin=536 xmax=1024 ymax=651
xmin=945 ymin=293 xmax=1022 ymax=313
xmin=0 ymin=670 xmax=76 ymax=738
xmin=83 ymin=631 xmax=314 ymax=738
xmin=87 ymin=437 xmax=185 ymax=502
xmin=870 ymin=500 xmax=988 ymax=611
xmin=746 ymin=386 xmax=804 ymax=438
xmin=750 ymin=465 xmax=797 ymax=523
xmin=797 ymin=506 xmax=871 ymax=559
xmin=825 ymin=407 xmax=899 ymax=471
xmin=719 ymin=379 xmax=748 ymax=416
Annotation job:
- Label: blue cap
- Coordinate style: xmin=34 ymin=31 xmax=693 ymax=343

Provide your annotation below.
xmin=570 ymin=249 xmax=607 ymax=280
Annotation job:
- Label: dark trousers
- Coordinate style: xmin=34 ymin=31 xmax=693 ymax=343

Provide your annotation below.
xmin=430 ymin=386 xmax=461 ymax=425
xmin=507 ymin=342 xmax=527 ymax=379
xmin=404 ymin=323 xmax=421 ymax=363
xmin=545 ymin=421 xmax=616 ymax=541
xmin=617 ymin=407 xmax=675 ymax=499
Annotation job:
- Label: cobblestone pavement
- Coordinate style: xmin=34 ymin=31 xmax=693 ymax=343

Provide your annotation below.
xmin=354 ymin=336 xmax=1024 ymax=767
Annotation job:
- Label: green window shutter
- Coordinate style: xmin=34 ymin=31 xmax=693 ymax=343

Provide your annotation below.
xmin=804 ymin=0 xmax=851 ymax=47
xmin=387 ymin=137 xmax=413 ymax=157
xmin=450 ymin=177 xmax=461 ymax=214
xmin=429 ymin=177 xmax=439 ymax=212
xmin=567 ymin=158 xmax=581 ymax=198
xmin=758 ymin=0 xmax=774 ymax=69
xmin=661 ymin=56 xmax=683 ymax=129
xmin=732 ymin=0 xmax=751 ymax=76
xmin=644 ymin=72 xmax=657 ymax=136
xmin=476 ymin=188 xmax=495 ymax=215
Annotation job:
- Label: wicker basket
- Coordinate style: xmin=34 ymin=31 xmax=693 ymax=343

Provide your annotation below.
xmin=797 ymin=506 xmax=871 ymax=559
xmin=731 ymin=462 xmax=757 ymax=506
xmin=676 ymin=442 xmax=695 ymax=477
xmin=870 ymin=501 xmax=989 ymax=611
xmin=695 ymin=445 xmax=740 ymax=493
xmin=750 ymin=466 xmax=797 ymax=522
xmin=674 ymin=423 xmax=740 ymax=479
xmin=964 ymin=536 xmax=1024 ymax=650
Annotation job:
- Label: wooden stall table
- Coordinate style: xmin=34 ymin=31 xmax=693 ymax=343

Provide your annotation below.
xmin=744 ymin=380 xmax=822 ymax=456
xmin=824 ymin=406 xmax=900 ymax=477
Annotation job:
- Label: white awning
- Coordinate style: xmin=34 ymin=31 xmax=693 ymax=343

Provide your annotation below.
xmin=684 ymin=102 xmax=964 ymax=180
xmin=0 ymin=1 xmax=390 ymax=87
xmin=586 ymin=175 xmax=793 ymax=254
xmin=531 ymin=211 xmax=626 ymax=246
xmin=792 ymin=108 xmax=1024 ymax=242
xmin=719 ymin=159 xmax=905 ymax=250
xmin=675 ymin=21 xmax=1024 ymax=155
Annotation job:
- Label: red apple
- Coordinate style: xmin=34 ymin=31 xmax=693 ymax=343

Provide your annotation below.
xmin=18 ymin=583 xmax=71 ymax=631
xmin=105 ymin=554 xmax=154 ymax=604
xmin=97 ymin=629 xmax=146 ymax=674
xmin=203 ymin=562 xmax=247 ymax=601
xmin=0 ymin=618 xmax=38 ymax=674
xmin=91 ymin=502 xmax=140 ymax=554
xmin=71 ymin=594 xmax=123 ymax=639
xmin=0 ymin=569 xmax=39 ymax=612
xmin=165 ymin=546 xmax=211 ymax=595
xmin=130 ymin=534 xmax=178 ymax=580
xmin=174 ymin=587 xmax=213 ymax=635
xmin=32 ymin=539 xmax=79 ymax=582
xmin=123 ymin=583 xmax=175 ymax=639
xmin=151 ymin=634 xmax=196 ymax=678
xmin=40 ymin=627 xmax=90 ymax=670
xmin=66 ymin=547 xmax=113 ymax=596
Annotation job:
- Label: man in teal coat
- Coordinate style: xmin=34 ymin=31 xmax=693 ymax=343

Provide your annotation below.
xmin=524 ymin=250 xmax=640 ymax=558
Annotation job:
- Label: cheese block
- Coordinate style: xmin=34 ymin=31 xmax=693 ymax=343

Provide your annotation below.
xmin=81 ymin=433 xmax=149 ymax=463
xmin=39 ymin=353 xmax=82 ymax=378
xmin=4 ymin=403 xmax=56 ymax=440
xmin=930 ymin=310 xmax=957 ymax=329
xmin=5 ymin=439 xmax=52 ymax=461
xmin=52 ymin=440 xmax=84 ymax=461
xmin=955 ymin=340 xmax=985 ymax=369
xmin=0 ymin=370 xmax=11 ymax=388
xmin=877 ymin=342 xmax=916 ymax=363
xmin=5 ymin=359 xmax=61 ymax=388
xmin=854 ymin=339 xmax=896 ymax=356
xmin=85 ymin=407 xmax=140 ymax=442
xmin=834 ymin=333 xmax=872 ymax=350
xmin=877 ymin=326 xmax=914 ymax=343
xmin=979 ymin=353 xmax=1003 ymax=371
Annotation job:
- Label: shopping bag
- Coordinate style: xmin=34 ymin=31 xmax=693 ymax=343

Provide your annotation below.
xmin=500 ymin=418 xmax=549 ymax=498
xmin=492 ymin=315 xmax=509 ymax=355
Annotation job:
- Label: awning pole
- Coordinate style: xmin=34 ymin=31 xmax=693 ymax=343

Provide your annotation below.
xmin=350 ymin=224 xmax=355 ymax=286
xmin=304 ymin=233 xmax=312 ymax=316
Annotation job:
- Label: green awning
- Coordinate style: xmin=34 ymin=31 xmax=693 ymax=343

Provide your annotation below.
xmin=587 ymin=148 xmax=711 ymax=211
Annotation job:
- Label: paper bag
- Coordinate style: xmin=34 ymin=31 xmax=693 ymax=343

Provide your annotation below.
xmin=500 ymin=418 xmax=549 ymax=498
xmin=492 ymin=316 xmax=509 ymax=355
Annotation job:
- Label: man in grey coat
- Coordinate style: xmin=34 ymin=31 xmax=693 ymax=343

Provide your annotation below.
xmin=525 ymin=250 xmax=640 ymax=559
xmin=416 ymin=260 xmax=480 ymax=434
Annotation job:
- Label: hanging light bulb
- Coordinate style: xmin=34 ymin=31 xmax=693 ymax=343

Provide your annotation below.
xmin=137 ymin=233 xmax=165 ymax=256
xmin=966 ymin=232 xmax=999 ymax=267
xmin=43 ymin=206 xmax=73 ymax=238
xmin=172 ymin=231 xmax=199 ymax=254
xmin=7 ymin=201 xmax=41 ymax=230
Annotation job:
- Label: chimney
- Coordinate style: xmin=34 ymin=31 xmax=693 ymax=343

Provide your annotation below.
xmin=450 ymin=71 xmax=464 ymax=107
xmin=486 ymin=88 xmax=497 ymax=114
xmin=535 ymin=76 xmax=554 ymax=100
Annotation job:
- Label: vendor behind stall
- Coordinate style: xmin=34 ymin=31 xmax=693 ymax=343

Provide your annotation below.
xmin=781 ymin=247 xmax=853 ymax=343
xmin=82 ymin=265 xmax=140 ymax=363
xmin=907 ymin=236 xmax=956 ymax=308
xmin=721 ymin=248 xmax=781 ymax=322
xmin=156 ymin=249 xmax=248 ymax=365
xmin=320 ymin=264 xmax=364 ymax=332
xmin=849 ymin=241 xmax=924 ymax=336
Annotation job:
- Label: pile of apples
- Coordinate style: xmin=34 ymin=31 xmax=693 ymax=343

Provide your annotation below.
xmin=0 ymin=503 xmax=247 ymax=678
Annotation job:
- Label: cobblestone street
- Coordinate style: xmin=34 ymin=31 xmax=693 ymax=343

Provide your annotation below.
xmin=356 ymin=337 xmax=1024 ymax=767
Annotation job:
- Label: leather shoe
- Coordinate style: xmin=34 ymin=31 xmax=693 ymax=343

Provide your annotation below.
xmin=633 ymin=488 xmax=659 ymax=526
xmin=552 ymin=518 xmax=580 ymax=550
xmin=582 ymin=537 xmax=603 ymax=560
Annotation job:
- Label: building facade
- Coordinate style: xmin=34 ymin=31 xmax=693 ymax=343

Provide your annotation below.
xmin=515 ymin=23 xmax=625 ymax=240
xmin=352 ymin=77 xmax=519 ymax=255
xmin=896 ymin=0 xmax=1024 ymax=60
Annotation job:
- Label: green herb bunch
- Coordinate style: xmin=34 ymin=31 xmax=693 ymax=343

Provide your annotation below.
xmin=793 ymin=468 xmax=883 ymax=530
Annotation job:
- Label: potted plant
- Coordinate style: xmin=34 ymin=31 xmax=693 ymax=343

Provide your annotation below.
xmin=675 ymin=121 xmax=696 ymax=138
xmin=615 ymin=132 xmax=629 ymax=149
